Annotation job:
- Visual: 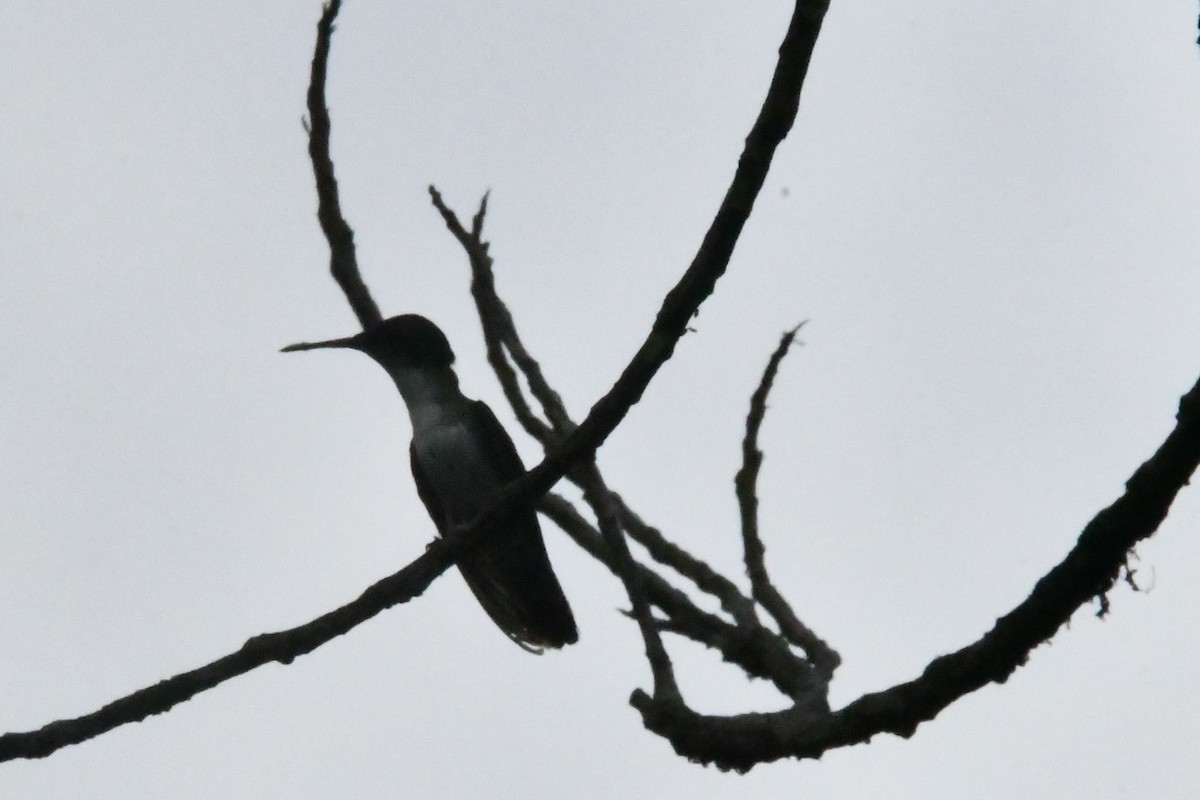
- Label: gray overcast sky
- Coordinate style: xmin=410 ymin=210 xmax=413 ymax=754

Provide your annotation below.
xmin=3 ymin=1 xmax=1199 ymax=797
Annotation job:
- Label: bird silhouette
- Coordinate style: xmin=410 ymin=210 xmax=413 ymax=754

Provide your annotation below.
xmin=283 ymin=314 xmax=577 ymax=651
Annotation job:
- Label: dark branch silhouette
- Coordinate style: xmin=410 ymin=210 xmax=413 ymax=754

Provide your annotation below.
xmin=427 ymin=188 xmax=833 ymax=702
xmin=0 ymin=0 xmax=826 ymax=761
xmin=305 ymin=0 xmax=381 ymax=330
xmin=734 ymin=324 xmax=839 ymax=679
xmin=4 ymin=0 xmax=1197 ymax=775
xmin=428 ymin=188 xmax=570 ymax=441
xmin=630 ymin=373 xmax=1200 ymax=770
xmin=0 ymin=542 xmax=456 ymax=760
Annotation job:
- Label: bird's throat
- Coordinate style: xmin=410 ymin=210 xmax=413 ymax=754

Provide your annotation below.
xmin=390 ymin=366 xmax=467 ymax=435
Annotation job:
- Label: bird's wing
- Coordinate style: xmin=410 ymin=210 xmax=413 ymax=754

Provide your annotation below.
xmin=456 ymin=400 xmax=578 ymax=650
xmin=410 ymin=428 xmax=549 ymax=650
xmin=465 ymin=400 xmax=528 ymax=482
xmin=410 ymin=440 xmax=448 ymax=535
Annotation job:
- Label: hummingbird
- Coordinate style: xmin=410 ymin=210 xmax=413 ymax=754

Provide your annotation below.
xmin=282 ymin=314 xmax=578 ymax=652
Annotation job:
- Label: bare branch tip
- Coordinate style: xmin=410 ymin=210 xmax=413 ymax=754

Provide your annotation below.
xmin=778 ymin=321 xmax=807 ymax=352
xmin=428 ymin=186 xmax=453 ymax=216
xmin=472 ymin=191 xmax=490 ymax=237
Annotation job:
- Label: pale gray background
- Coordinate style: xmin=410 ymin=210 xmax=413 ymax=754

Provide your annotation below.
xmin=3 ymin=1 xmax=1198 ymax=797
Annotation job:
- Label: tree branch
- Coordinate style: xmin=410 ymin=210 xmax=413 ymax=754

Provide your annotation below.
xmin=428 ymin=188 xmax=826 ymax=702
xmin=633 ymin=372 xmax=1200 ymax=771
xmin=428 ymin=187 xmax=571 ymax=440
xmin=734 ymin=325 xmax=839 ymax=679
xmin=0 ymin=540 xmax=456 ymax=762
xmin=306 ymin=0 xmax=381 ymax=329
xmin=0 ymin=0 xmax=834 ymax=762
xmin=518 ymin=0 xmax=829 ymax=486
xmin=428 ymin=191 xmax=681 ymax=698
xmin=538 ymin=495 xmax=815 ymax=699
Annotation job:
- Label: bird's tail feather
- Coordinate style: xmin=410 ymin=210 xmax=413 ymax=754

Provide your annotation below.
xmin=456 ymin=517 xmax=578 ymax=651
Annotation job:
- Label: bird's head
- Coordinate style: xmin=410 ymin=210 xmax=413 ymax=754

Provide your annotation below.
xmin=281 ymin=314 xmax=456 ymax=370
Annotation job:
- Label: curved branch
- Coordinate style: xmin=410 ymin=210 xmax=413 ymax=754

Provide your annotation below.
xmin=307 ymin=0 xmax=381 ymax=329
xmin=734 ymin=325 xmax=839 ymax=678
xmin=524 ymin=0 xmax=829 ymax=485
xmin=633 ymin=372 xmax=1200 ymax=771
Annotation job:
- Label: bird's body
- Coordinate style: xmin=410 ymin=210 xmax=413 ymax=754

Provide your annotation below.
xmin=283 ymin=314 xmax=577 ymax=652
xmin=411 ymin=412 xmax=493 ymax=525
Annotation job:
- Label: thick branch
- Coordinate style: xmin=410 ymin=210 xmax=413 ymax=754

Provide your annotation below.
xmin=634 ymin=372 xmax=1200 ymax=771
xmin=498 ymin=0 xmax=828 ymax=502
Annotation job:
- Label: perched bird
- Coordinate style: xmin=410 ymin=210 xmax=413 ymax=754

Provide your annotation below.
xmin=282 ymin=314 xmax=578 ymax=652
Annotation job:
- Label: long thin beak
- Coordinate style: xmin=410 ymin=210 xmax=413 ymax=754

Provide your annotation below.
xmin=280 ymin=335 xmax=359 ymax=353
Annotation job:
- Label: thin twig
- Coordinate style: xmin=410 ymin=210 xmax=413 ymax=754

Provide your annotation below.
xmin=578 ymin=462 xmax=681 ymax=701
xmin=539 ymin=495 xmax=812 ymax=698
xmin=307 ymin=0 xmax=381 ymax=329
xmin=734 ymin=325 xmax=839 ymax=678
xmin=610 ymin=494 xmax=758 ymax=627
xmin=428 ymin=188 xmax=572 ymax=438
